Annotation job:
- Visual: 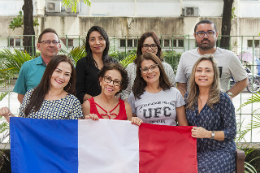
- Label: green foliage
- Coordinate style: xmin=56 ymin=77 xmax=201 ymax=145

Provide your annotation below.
xmin=231 ymin=7 xmax=237 ymax=20
xmin=0 ymin=49 xmax=33 ymax=75
xmin=9 ymin=11 xmax=23 ymax=31
xmin=119 ymin=54 xmax=136 ymax=68
xmin=237 ymin=93 xmax=260 ymax=172
xmin=62 ymin=0 xmax=91 ymax=13
xmin=109 ymin=50 xmax=136 ymax=62
xmin=9 ymin=11 xmax=39 ymax=31
xmin=163 ymin=51 xmax=182 ymax=73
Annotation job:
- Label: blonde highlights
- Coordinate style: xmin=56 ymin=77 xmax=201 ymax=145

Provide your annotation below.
xmin=186 ymin=54 xmax=221 ymax=110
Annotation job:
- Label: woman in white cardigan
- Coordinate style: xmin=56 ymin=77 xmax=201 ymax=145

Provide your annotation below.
xmin=121 ymin=31 xmax=175 ymax=100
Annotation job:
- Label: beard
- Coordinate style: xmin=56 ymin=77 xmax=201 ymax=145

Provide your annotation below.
xmin=196 ymin=38 xmax=216 ymax=50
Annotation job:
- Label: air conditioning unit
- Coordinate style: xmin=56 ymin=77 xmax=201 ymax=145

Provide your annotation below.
xmin=184 ymin=7 xmax=199 ymax=17
xmin=46 ymin=1 xmax=61 ymax=13
xmin=66 ymin=3 xmax=80 ymax=13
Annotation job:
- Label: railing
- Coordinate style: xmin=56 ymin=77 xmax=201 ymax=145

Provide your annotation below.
xmin=1 ymin=34 xmax=260 ymax=143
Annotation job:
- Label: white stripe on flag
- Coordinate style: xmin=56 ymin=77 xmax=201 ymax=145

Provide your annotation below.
xmin=78 ymin=119 xmax=139 ymax=173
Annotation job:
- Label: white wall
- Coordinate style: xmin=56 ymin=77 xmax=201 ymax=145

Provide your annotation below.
xmin=240 ymin=1 xmax=260 ymax=17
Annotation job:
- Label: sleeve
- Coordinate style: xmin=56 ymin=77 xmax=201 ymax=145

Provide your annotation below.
xmin=69 ymin=97 xmax=83 ymax=119
xmin=127 ymin=92 xmax=136 ymax=114
xmin=220 ymin=93 xmax=237 ymax=140
xmin=174 ymin=88 xmax=185 ymax=107
xmin=229 ymin=53 xmax=247 ymax=82
xmin=163 ymin=62 xmax=175 ymax=86
xmin=13 ymin=63 xmax=28 ymax=95
xmin=121 ymin=63 xmax=135 ymax=100
xmin=175 ymin=54 xmax=187 ymax=83
xmin=18 ymin=90 xmax=32 ymax=117
xmin=76 ymin=58 xmax=87 ymax=104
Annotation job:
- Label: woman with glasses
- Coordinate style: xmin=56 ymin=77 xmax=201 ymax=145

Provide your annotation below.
xmin=76 ymin=26 xmax=117 ymax=104
xmin=0 ymin=55 xmax=83 ymax=122
xmin=82 ymin=62 xmax=142 ymax=125
xmin=127 ymin=53 xmax=188 ymax=126
xmin=185 ymin=54 xmax=236 ymax=173
xmin=121 ymin=31 xmax=175 ymax=100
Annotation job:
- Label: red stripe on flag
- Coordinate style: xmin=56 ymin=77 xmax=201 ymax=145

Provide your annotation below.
xmin=139 ymin=124 xmax=198 ymax=173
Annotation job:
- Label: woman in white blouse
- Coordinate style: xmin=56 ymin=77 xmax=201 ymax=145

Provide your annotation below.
xmin=121 ymin=31 xmax=175 ymax=100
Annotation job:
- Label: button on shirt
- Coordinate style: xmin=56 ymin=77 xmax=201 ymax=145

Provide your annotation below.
xmin=13 ymin=55 xmax=47 ymax=95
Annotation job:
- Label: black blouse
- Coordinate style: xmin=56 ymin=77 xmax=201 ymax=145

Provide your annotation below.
xmin=76 ymin=56 xmax=117 ymax=104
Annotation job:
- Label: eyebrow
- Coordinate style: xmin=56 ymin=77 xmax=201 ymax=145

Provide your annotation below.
xmin=56 ymin=68 xmax=71 ymax=73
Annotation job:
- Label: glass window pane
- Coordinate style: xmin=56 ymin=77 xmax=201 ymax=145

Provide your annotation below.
xmin=15 ymin=38 xmax=20 ymax=47
xmin=68 ymin=39 xmax=73 ymax=47
xmin=255 ymin=40 xmax=259 ymax=48
xmin=134 ymin=39 xmax=138 ymax=47
xmin=120 ymin=39 xmax=125 ymax=47
xmin=178 ymin=39 xmax=184 ymax=47
xmin=164 ymin=39 xmax=170 ymax=47
xmin=173 ymin=40 xmax=177 ymax=47
xmin=127 ymin=39 xmax=132 ymax=47
xmin=9 ymin=38 xmax=14 ymax=46
xmin=248 ymin=40 xmax=253 ymax=47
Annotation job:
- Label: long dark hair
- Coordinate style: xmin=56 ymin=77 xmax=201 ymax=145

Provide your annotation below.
xmin=132 ymin=52 xmax=171 ymax=99
xmin=85 ymin=26 xmax=112 ymax=65
xmin=135 ymin=31 xmax=163 ymax=64
xmin=24 ymin=55 xmax=76 ymax=117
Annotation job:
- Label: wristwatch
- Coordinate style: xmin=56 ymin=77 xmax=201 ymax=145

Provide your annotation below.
xmin=211 ymin=131 xmax=215 ymax=139
xmin=226 ymin=91 xmax=233 ymax=98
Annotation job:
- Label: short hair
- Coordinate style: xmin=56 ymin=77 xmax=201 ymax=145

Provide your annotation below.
xmin=85 ymin=26 xmax=110 ymax=65
xmin=38 ymin=28 xmax=59 ymax=43
xmin=136 ymin=31 xmax=163 ymax=63
xmin=24 ymin=55 xmax=76 ymax=116
xmin=133 ymin=52 xmax=172 ymax=99
xmin=186 ymin=54 xmax=221 ymax=110
xmin=194 ymin=19 xmax=217 ymax=33
xmin=97 ymin=62 xmax=129 ymax=95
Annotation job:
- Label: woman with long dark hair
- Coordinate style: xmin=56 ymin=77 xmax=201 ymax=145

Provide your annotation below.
xmin=76 ymin=26 xmax=116 ymax=104
xmin=121 ymin=31 xmax=175 ymax=100
xmin=186 ymin=54 xmax=236 ymax=173
xmin=0 ymin=55 xmax=83 ymax=121
xmin=127 ymin=53 xmax=187 ymax=126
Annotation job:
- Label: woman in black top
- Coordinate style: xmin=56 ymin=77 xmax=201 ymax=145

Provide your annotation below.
xmin=76 ymin=26 xmax=116 ymax=104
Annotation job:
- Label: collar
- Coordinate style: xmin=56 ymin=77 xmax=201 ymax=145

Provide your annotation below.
xmin=35 ymin=55 xmax=46 ymax=66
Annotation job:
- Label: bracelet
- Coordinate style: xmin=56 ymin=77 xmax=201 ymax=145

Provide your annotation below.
xmin=211 ymin=131 xmax=215 ymax=139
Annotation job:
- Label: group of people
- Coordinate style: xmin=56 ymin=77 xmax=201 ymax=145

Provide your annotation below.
xmin=0 ymin=19 xmax=248 ymax=173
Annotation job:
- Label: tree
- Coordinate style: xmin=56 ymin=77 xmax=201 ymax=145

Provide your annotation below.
xmin=220 ymin=0 xmax=234 ymax=49
xmin=23 ymin=0 xmax=36 ymax=56
xmin=62 ymin=0 xmax=91 ymax=13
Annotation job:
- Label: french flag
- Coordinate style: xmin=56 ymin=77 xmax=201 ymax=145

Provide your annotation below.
xmin=10 ymin=117 xmax=197 ymax=173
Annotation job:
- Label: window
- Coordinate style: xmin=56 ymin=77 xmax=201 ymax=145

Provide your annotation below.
xmin=134 ymin=39 xmax=138 ymax=47
xmin=61 ymin=39 xmax=74 ymax=47
xmin=120 ymin=39 xmax=125 ymax=47
xmin=8 ymin=38 xmax=21 ymax=47
xmin=248 ymin=40 xmax=260 ymax=48
xmin=178 ymin=40 xmax=184 ymax=47
xmin=164 ymin=39 xmax=170 ymax=47
xmin=173 ymin=40 xmax=177 ymax=47
xmin=127 ymin=39 xmax=132 ymax=47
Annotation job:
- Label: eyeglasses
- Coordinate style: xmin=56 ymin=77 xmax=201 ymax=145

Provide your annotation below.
xmin=142 ymin=44 xmax=158 ymax=50
xmin=196 ymin=31 xmax=215 ymax=38
xmin=39 ymin=40 xmax=60 ymax=44
xmin=103 ymin=76 xmax=122 ymax=86
xmin=140 ymin=64 xmax=159 ymax=73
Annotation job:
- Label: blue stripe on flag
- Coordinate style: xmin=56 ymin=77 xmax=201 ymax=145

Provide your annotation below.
xmin=10 ymin=117 xmax=79 ymax=173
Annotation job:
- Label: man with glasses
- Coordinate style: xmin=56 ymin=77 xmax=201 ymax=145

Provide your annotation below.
xmin=176 ymin=19 xmax=248 ymax=99
xmin=13 ymin=28 xmax=61 ymax=103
